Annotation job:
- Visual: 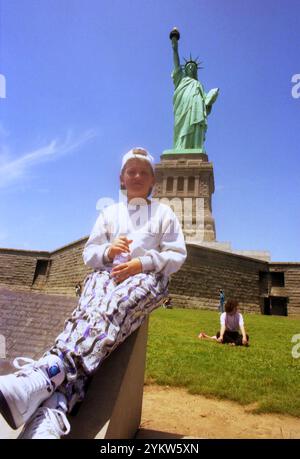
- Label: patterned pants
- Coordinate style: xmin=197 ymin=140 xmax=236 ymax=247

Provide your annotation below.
xmin=46 ymin=270 xmax=168 ymax=411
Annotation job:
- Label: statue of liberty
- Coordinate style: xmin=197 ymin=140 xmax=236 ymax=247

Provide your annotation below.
xmin=170 ymin=28 xmax=219 ymax=151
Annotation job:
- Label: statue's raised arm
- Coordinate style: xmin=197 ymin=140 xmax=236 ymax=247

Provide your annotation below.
xmin=170 ymin=28 xmax=181 ymax=72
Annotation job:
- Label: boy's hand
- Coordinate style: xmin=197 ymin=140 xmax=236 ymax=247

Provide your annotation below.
xmin=107 ymin=236 xmax=132 ymax=261
xmin=111 ymin=258 xmax=142 ymax=284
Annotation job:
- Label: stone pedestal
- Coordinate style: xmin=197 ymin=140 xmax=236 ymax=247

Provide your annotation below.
xmin=153 ymin=149 xmax=216 ymax=243
xmin=67 ymin=318 xmax=149 ymax=439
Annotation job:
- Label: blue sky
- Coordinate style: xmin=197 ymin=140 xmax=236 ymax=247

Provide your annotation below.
xmin=0 ymin=0 xmax=299 ymax=261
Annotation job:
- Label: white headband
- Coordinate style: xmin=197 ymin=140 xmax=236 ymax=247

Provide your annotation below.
xmin=121 ymin=147 xmax=154 ymax=172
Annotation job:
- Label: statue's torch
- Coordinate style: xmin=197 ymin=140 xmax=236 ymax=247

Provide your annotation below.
xmin=169 ymin=27 xmax=180 ymax=43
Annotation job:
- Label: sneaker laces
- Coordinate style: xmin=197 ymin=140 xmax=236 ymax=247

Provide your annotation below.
xmin=13 ymin=357 xmax=37 ymax=371
xmin=24 ymin=406 xmax=70 ymax=438
xmin=13 ymin=357 xmax=52 ymax=393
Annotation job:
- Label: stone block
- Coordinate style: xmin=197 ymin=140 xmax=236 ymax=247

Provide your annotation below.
xmin=67 ymin=317 xmax=149 ymax=439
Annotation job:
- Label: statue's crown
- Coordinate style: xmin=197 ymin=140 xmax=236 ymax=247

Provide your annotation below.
xmin=183 ymin=54 xmax=203 ymax=70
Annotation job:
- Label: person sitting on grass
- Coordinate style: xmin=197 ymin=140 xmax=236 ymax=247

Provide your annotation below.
xmin=198 ymin=299 xmax=249 ymax=346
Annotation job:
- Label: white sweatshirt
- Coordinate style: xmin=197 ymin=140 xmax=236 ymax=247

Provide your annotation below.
xmin=220 ymin=312 xmax=244 ymax=331
xmin=83 ymin=200 xmax=187 ymax=277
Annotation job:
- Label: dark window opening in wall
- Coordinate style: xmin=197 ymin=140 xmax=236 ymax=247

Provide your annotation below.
xmin=259 ymin=271 xmax=269 ymax=294
xmin=166 ymin=177 xmax=174 ymax=192
xmin=177 ymin=177 xmax=184 ymax=191
xmin=271 ymin=272 xmax=285 ymax=287
xmin=259 ymin=271 xmax=268 ymax=282
xmin=271 ymin=296 xmax=288 ymax=316
xmin=188 ymin=176 xmax=195 ymax=192
xmin=263 ymin=297 xmax=271 ymax=315
xmin=32 ymin=259 xmax=51 ymax=285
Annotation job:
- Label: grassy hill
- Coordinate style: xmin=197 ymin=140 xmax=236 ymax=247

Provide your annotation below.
xmin=145 ymin=308 xmax=300 ymax=417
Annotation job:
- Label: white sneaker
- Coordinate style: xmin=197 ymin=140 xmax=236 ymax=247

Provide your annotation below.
xmin=18 ymin=392 xmax=70 ymax=439
xmin=0 ymin=355 xmax=65 ymax=429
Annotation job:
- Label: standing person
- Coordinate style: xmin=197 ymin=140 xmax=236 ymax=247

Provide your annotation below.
xmin=198 ymin=299 xmax=249 ymax=346
xmin=219 ymin=289 xmax=225 ymax=313
xmin=74 ymin=282 xmax=82 ymax=298
xmin=0 ymin=147 xmax=187 ymax=439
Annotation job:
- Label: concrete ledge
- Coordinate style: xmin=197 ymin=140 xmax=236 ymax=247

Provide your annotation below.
xmin=0 ymin=317 xmax=149 ymax=439
xmin=67 ymin=317 xmax=149 ymax=439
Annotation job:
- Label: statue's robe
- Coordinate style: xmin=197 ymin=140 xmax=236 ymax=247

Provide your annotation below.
xmin=172 ymin=67 xmax=218 ymax=149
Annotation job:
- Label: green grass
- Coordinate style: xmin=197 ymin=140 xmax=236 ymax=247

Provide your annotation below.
xmin=145 ymin=308 xmax=300 ymax=417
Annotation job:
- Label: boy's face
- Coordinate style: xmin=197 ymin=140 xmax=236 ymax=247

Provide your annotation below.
xmin=120 ymin=159 xmax=155 ymax=201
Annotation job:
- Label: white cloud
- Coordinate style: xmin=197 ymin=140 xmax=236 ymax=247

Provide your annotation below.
xmin=0 ymin=129 xmax=97 ymax=189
